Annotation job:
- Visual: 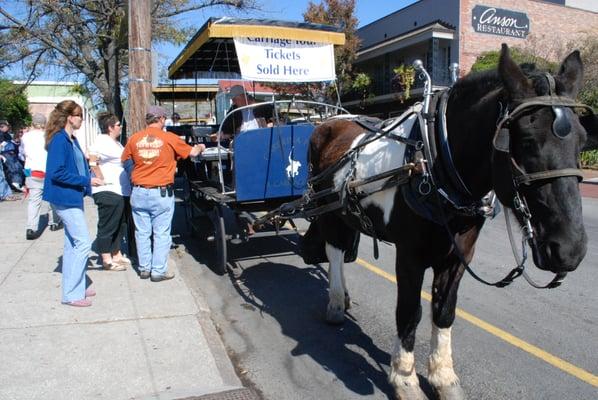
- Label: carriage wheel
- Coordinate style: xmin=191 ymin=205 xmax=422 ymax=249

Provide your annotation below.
xmin=213 ymin=206 xmax=228 ymax=275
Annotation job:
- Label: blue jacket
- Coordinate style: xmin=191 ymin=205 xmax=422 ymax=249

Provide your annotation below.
xmin=43 ymin=130 xmax=91 ymax=207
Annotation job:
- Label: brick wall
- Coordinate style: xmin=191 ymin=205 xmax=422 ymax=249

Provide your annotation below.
xmin=459 ymin=0 xmax=598 ymax=73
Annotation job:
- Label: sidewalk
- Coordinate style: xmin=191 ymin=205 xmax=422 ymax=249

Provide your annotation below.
xmin=0 ymin=197 xmax=254 ymax=400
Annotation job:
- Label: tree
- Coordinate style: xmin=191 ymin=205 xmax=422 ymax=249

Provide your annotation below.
xmin=303 ymin=0 xmax=360 ymax=96
xmin=0 ymin=1 xmax=256 ymax=120
xmin=0 ymin=79 xmax=30 ymax=129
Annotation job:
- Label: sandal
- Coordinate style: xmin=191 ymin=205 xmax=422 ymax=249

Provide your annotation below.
xmin=2 ymin=194 xmax=21 ymax=201
xmin=103 ymin=262 xmax=126 ymax=271
xmin=113 ymin=255 xmax=132 ymax=266
xmin=62 ymin=299 xmax=92 ymax=307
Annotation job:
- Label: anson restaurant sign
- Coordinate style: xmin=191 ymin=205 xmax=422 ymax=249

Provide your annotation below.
xmin=472 ymin=5 xmax=529 ymax=38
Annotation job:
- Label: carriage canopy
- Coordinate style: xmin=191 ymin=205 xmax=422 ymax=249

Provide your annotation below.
xmin=167 ymin=17 xmax=345 ymax=82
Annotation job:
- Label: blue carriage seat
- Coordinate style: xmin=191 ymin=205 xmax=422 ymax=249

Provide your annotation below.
xmin=233 ymin=124 xmax=313 ymax=202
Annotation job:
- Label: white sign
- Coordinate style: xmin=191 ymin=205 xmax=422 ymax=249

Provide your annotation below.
xmin=234 ymin=37 xmax=336 ymax=82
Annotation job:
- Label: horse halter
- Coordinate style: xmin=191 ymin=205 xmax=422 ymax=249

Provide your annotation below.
xmin=491 ymin=73 xmax=594 ymax=287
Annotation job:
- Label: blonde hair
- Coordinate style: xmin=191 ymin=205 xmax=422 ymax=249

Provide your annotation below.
xmin=45 ymin=100 xmax=81 ymax=148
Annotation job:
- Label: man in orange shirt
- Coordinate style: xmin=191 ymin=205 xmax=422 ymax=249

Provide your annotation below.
xmin=122 ymin=105 xmax=204 ymax=281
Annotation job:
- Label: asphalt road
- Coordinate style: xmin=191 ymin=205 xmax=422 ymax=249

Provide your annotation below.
xmin=174 ymin=196 xmax=598 ymax=400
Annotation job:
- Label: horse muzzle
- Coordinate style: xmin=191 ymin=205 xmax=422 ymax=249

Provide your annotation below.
xmin=530 ymin=236 xmax=587 ymax=273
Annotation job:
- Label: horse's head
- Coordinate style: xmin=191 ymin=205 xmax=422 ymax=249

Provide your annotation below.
xmin=494 ymin=44 xmax=591 ymax=274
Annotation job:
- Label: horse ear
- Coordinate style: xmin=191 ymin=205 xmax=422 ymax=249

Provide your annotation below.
xmin=581 ymin=114 xmax=598 ymax=151
xmin=498 ymin=43 xmax=530 ymax=98
xmin=557 ymin=50 xmax=584 ymax=98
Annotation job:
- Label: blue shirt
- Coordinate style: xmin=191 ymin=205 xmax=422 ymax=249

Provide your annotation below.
xmin=43 ymin=130 xmax=91 ymax=208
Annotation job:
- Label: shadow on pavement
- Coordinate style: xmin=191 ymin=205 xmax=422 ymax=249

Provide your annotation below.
xmin=172 ymin=201 xmax=437 ymax=399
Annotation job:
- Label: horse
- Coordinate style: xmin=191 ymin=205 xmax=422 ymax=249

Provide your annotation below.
xmin=305 ymin=44 xmax=596 ymax=399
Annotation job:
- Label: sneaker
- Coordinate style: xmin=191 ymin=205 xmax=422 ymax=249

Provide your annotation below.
xmin=150 ymin=271 xmax=175 ymax=282
xmin=62 ymin=299 xmax=92 ymax=307
xmin=26 ymin=229 xmax=41 ymax=240
xmin=139 ymin=270 xmax=150 ymax=279
xmin=49 ymin=222 xmax=64 ymax=231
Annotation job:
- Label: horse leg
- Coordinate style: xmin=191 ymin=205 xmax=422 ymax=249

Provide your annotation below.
xmin=319 ymin=213 xmax=358 ymax=324
xmin=389 ymin=249 xmax=427 ymax=400
xmin=325 ymin=242 xmax=347 ymax=324
xmin=428 ymin=225 xmax=481 ymax=400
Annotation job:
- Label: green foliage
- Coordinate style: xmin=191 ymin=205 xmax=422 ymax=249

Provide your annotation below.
xmin=471 ymin=47 xmax=557 ymax=73
xmin=0 ymin=79 xmax=30 ymax=128
xmin=580 ymin=150 xmax=598 ymax=168
xmin=351 ymin=72 xmax=371 ymax=91
xmin=392 ymin=64 xmax=415 ymax=100
xmin=351 ymin=72 xmax=372 ymax=105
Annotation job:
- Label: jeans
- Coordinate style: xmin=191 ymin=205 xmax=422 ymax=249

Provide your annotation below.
xmin=130 ymin=187 xmax=175 ymax=277
xmin=2 ymin=153 xmax=24 ymax=187
xmin=26 ymin=176 xmax=60 ymax=231
xmin=54 ymin=205 xmax=91 ymax=302
xmin=0 ymin=160 xmax=11 ymax=199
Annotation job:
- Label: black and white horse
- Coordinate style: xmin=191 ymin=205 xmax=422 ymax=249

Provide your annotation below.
xmin=306 ymin=45 xmax=595 ymax=399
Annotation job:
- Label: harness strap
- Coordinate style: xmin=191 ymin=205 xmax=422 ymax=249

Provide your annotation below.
xmin=513 ymin=168 xmax=583 ymax=185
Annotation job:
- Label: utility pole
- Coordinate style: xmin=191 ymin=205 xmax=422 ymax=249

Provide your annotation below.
xmin=128 ymin=0 xmax=152 ymax=135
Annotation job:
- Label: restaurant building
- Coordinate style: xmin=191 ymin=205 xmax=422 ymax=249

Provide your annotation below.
xmin=346 ymin=0 xmax=598 ymax=117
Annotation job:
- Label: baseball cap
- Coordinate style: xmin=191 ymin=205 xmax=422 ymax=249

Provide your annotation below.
xmin=0 ymin=120 xmax=9 ymax=126
xmin=229 ymin=85 xmax=247 ymax=98
xmin=31 ymin=113 xmax=47 ymax=126
xmin=146 ymin=105 xmax=168 ymax=119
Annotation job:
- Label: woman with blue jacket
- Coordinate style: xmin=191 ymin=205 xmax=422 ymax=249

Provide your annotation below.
xmin=43 ymin=100 xmax=103 ymax=307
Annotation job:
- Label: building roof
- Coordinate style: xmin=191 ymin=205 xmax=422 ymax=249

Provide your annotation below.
xmin=356 ymin=20 xmax=455 ymax=62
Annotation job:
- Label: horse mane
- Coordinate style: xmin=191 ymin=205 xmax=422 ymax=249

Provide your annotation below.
xmin=450 ymin=62 xmax=551 ymax=105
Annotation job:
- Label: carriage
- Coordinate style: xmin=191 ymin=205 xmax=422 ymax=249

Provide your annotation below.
xmin=167 ymin=17 xmax=348 ymax=274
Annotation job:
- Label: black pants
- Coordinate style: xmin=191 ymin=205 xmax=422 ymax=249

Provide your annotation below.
xmin=93 ymin=191 xmax=126 ymax=254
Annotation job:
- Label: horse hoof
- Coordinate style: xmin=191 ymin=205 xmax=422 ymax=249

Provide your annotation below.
xmin=326 ymin=306 xmax=345 ymax=325
xmin=436 ymin=383 xmax=466 ymax=400
xmin=395 ymin=384 xmax=427 ymax=400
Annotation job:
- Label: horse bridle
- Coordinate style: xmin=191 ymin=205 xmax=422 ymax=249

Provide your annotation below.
xmin=491 ymin=74 xmax=594 ymax=288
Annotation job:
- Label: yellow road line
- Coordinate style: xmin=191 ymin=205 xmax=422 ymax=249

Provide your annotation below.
xmin=355 ymin=257 xmax=598 ymax=387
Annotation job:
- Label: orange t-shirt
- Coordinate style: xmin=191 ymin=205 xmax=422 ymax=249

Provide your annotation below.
xmin=121 ymin=127 xmax=192 ymax=187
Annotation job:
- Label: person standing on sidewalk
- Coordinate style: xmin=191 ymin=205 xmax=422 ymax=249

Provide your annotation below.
xmin=0 ymin=120 xmax=25 ymax=192
xmin=89 ymin=112 xmax=132 ymax=271
xmin=21 ymin=113 xmax=62 ymax=239
xmin=122 ymin=105 xmax=204 ymax=282
xmin=43 ymin=100 xmax=104 ymax=307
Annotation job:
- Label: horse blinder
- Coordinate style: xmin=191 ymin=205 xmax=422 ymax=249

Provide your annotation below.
xmin=552 ymin=106 xmax=572 ymax=139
